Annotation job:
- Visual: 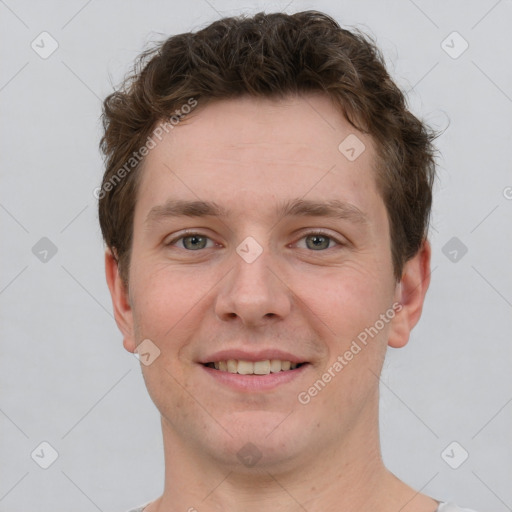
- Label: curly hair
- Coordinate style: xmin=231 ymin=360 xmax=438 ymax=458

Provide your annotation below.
xmin=98 ymin=10 xmax=437 ymax=286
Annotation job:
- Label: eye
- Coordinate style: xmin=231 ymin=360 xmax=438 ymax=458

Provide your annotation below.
xmin=166 ymin=232 xmax=216 ymax=250
xmin=165 ymin=230 xmax=345 ymax=252
xmin=295 ymin=231 xmax=343 ymax=251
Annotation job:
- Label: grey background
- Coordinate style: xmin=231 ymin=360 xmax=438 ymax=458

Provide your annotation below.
xmin=1 ymin=0 xmax=511 ymax=511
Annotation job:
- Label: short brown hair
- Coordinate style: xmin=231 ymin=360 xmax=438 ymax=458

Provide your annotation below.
xmin=98 ymin=10 xmax=437 ymax=286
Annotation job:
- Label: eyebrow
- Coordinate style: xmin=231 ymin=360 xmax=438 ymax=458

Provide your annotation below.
xmin=145 ymin=198 xmax=368 ymax=226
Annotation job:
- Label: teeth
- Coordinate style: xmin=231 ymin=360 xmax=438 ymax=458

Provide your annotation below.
xmin=270 ymin=359 xmax=282 ymax=373
xmin=209 ymin=359 xmax=301 ymax=375
xmin=237 ymin=360 xmax=254 ymax=375
xmin=253 ymin=360 xmax=270 ymax=375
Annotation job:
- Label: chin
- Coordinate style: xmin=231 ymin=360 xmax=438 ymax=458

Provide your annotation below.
xmin=208 ymin=411 xmax=313 ymax=472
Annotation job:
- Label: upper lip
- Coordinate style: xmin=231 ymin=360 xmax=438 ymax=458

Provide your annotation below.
xmin=199 ymin=349 xmax=308 ymax=364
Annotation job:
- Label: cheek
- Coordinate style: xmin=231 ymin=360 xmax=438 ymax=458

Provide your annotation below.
xmin=129 ymin=262 xmax=201 ymax=342
xmin=301 ymin=262 xmax=392 ymax=333
xmin=302 ymin=266 xmax=392 ymax=408
xmin=294 ymin=260 xmax=395 ymax=395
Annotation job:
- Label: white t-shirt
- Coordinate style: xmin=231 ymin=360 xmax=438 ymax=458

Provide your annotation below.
xmin=126 ymin=501 xmax=481 ymax=512
xmin=437 ymin=504 xmax=480 ymax=512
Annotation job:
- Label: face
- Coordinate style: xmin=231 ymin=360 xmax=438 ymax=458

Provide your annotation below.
xmin=107 ymin=93 xmax=429 ymax=472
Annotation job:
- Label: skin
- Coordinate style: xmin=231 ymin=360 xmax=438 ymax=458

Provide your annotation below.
xmin=105 ymin=93 xmax=435 ymax=512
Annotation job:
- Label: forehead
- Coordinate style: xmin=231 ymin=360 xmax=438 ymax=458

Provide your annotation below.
xmin=134 ymin=93 xmax=383 ymax=223
xmin=146 ymin=94 xmax=373 ymax=168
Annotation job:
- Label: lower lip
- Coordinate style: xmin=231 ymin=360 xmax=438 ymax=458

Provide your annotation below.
xmin=200 ymin=363 xmax=309 ymax=392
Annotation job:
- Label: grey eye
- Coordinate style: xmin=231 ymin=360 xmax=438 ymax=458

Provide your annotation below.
xmin=305 ymin=234 xmax=332 ymax=250
xmin=182 ymin=235 xmax=209 ymax=250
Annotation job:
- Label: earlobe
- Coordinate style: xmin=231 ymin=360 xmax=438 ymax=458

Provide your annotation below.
xmin=387 ymin=239 xmax=431 ymax=349
xmin=104 ymin=248 xmax=136 ymax=353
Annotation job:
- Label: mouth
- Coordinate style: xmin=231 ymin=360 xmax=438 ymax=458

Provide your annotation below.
xmin=203 ymin=359 xmax=307 ymax=375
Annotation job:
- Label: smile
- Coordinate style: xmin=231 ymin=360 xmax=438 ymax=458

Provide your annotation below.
xmin=204 ymin=359 xmax=305 ymax=375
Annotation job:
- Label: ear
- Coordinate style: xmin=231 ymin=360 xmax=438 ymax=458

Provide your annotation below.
xmin=387 ymin=239 xmax=431 ymax=349
xmin=104 ymin=248 xmax=136 ymax=353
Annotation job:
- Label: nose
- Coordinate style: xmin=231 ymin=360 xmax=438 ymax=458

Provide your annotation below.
xmin=214 ymin=244 xmax=292 ymax=328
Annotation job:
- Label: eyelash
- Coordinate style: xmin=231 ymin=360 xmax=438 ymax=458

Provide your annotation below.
xmin=165 ymin=229 xmax=345 ymax=251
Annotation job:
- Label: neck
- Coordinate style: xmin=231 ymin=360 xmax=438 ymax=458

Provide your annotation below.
xmin=146 ymin=394 xmax=435 ymax=512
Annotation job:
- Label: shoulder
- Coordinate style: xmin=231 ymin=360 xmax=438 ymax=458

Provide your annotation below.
xmin=437 ymin=502 xmax=481 ymax=512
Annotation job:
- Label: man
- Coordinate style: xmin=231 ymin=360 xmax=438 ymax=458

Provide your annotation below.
xmin=98 ymin=10 xmax=478 ymax=512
